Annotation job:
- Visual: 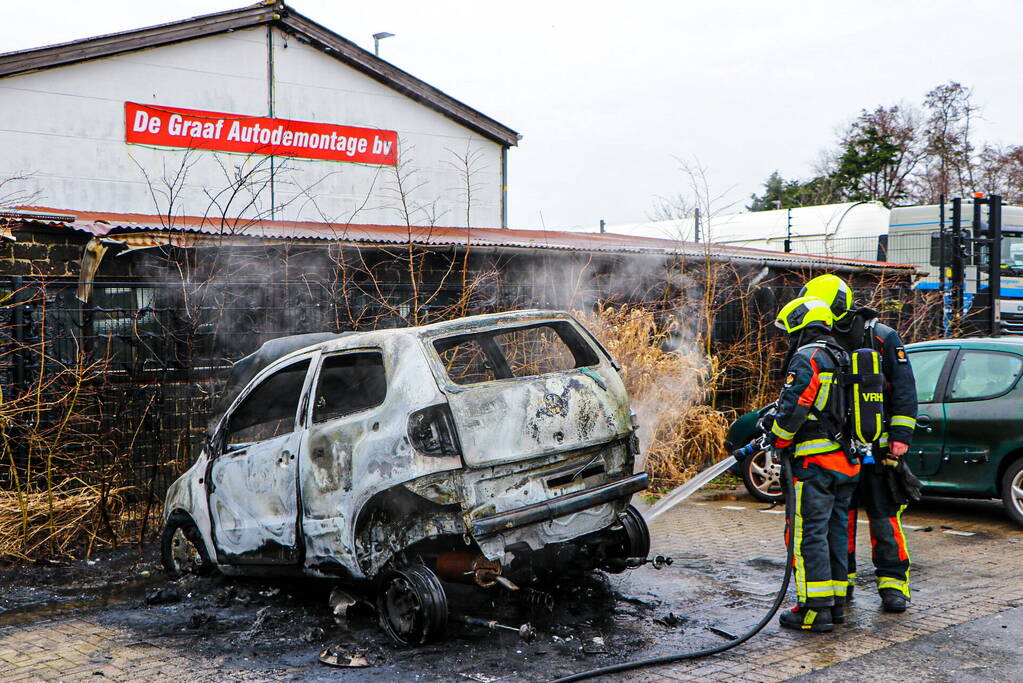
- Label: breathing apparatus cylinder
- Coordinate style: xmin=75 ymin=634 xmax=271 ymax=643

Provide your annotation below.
xmin=849 ymin=348 xmax=885 ymax=444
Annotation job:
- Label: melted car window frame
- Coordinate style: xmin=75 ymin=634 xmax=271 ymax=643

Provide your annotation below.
xmin=433 ymin=321 xmax=599 ymax=386
xmin=223 ymin=358 xmax=312 ymax=450
xmin=311 ymin=350 xmax=388 ymax=423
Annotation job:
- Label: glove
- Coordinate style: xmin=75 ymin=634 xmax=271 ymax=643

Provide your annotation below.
xmin=755 ymin=404 xmax=778 ymax=435
xmin=885 ymin=458 xmax=923 ymax=505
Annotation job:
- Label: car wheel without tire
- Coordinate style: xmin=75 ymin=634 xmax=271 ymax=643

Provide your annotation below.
xmin=160 ymin=514 xmax=214 ymax=578
xmin=1000 ymin=459 xmax=1023 ymax=528
xmin=377 ymin=565 xmax=448 ymax=646
xmin=741 ymin=446 xmax=785 ymax=504
xmin=600 ymin=504 xmax=651 ymax=573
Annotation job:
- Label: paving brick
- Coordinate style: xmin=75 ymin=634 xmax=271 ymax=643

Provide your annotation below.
xmin=3 ymin=490 xmax=1022 ymax=681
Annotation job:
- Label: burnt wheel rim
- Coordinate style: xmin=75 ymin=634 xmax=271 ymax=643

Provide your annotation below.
xmin=381 ymin=575 xmax=423 ymax=641
xmin=749 ymin=450 xmax=783 ymax=497
xmin=169 ymin=527 xmax=202 ymax=575
xmin=621 ymin=505 xmax=650 ymax=558
xmin=377 ymin=567 xmax=445 ymax=646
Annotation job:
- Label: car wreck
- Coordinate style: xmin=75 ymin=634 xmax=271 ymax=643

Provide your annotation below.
xmin=162 ymin=310 xmax=650 ymax=645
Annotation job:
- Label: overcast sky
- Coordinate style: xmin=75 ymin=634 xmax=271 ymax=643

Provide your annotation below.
xmin=3 ymin=1 xmax=1021 ymax=230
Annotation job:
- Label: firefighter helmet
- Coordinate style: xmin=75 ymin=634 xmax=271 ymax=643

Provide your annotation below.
xmin=799 ymin=274 xmax=853 ymax=320
xmin=775 ymin=296 xmax=834 ymax=334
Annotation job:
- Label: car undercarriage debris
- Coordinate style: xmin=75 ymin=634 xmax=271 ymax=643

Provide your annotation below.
xmin=450 ymin=613 xmax=536 ymax=642
xmin=435 ymin=550 xmax=504 ymax=587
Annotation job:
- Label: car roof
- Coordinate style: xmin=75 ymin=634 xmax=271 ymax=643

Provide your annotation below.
xmin=252 ymin=309 xmax=575 ymax=363
xmin=908 ymin=336 xmax=1023 ymax=353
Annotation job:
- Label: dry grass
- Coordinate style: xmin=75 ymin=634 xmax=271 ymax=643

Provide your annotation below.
xmin=578 ymin=304 xmax=729 ymax=487
xmin=0 ymin=481 xmax=134 ymax=561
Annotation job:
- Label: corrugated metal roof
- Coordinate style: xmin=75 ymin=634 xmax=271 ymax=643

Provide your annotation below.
xmin=8 ymin=206 xmax=916 ymax=272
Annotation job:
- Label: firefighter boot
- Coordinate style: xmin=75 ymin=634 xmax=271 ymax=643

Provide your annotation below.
xmin=831 ymin=602 xmax=845 ymax=624
xmin=779 ymin=604 xmax=835 ymax=632
xmin=880 ymin=588 xmax=907 ymax=613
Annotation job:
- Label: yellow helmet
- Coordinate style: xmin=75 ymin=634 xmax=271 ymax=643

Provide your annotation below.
xmin=775 ymin=296 xmax=834 ymax=334
xmin=799 ymin=274 xmax=852 ymax=320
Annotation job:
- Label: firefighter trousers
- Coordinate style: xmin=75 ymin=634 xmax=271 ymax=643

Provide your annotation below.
xmin=847 ymin=460 xmax=912 ymax=598
xmin=788 ymin=457 xmax=859 ymax=608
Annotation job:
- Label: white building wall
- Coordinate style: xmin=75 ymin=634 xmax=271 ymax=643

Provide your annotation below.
xmin=0 ymin=26 xmax=505 ymax=227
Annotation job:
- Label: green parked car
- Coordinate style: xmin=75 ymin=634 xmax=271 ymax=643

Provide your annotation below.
xmin=725 ymin=337 xmax=1023 ymax=527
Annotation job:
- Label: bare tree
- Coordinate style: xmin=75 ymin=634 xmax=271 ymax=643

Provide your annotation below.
xmin=978 ymin=144 xmax=1023 ymax=204
xmin=918 ymin=82 xmax=979 ymax=201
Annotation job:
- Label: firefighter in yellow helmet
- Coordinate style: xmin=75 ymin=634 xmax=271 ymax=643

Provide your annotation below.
xmin=800 ymin=274 xmax=918 ymax=614
xmin=771 ymin=296 xmax=860 ymax=632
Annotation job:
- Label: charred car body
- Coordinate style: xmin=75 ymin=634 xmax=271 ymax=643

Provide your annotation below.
xmin=162 ymin=310 xmax=650 ymax=644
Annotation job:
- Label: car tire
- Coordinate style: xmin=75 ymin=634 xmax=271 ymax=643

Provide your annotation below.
xmin=377 ymin=565 xmax=448 ymax=646
xmin=1000 ymin=459 xmax=1023 ymax=528
xmin=741 ymin=446 xmax=785 ymax=504
xmin=161 ymin=513 xmax=214 ymax=578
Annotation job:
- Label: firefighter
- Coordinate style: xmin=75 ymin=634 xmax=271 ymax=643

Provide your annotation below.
xmin=771 ymin=296 xmax=860 ymax=632
xmin=799 ymin=274 xmax=918 ymax=613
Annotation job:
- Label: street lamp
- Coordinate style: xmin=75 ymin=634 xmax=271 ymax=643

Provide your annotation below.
xmin=373 ymin=32 xmax=395 ymax=57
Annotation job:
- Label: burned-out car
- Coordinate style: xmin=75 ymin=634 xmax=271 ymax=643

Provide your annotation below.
xmin=161 ymin=310 xmax=650 ymax=644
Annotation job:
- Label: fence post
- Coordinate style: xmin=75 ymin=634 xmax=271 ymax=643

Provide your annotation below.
xmin=989 ymin=195 xmax=1002 ymax=336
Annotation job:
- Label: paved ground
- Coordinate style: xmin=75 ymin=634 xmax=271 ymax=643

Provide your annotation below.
xmin=638 ymin=493 xmax=1023 ymax=683
xmin=2 ymin=489 xmax=1022 ymax=682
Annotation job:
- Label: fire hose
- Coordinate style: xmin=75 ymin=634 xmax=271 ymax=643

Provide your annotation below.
xmin=550 ymin=441 xmax=794 ymax=683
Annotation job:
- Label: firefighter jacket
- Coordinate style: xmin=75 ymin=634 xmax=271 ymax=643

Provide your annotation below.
xmin=771 ymin=330 xmax=848 ymax=458
xmin=833 ymin=308 xmax=918 ymax=446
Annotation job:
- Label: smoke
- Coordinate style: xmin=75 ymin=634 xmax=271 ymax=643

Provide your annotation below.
xmin=576 ymin=304 xmax=727 ymax=481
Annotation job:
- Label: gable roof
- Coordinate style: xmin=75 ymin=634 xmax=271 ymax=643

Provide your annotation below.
xmin=0 ymin=1 xmax=519 ymax=147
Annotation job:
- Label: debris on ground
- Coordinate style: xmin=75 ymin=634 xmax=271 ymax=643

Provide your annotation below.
xmin=186 ymin=611 xmax=215 ymax=630
xmin=709 ymin=626 xmax=739 ymax=640
xmin=584 ymin=636 xmax=608 ymax=654
xmin=318 ymin=645 xmax=371 ymax=668
xmin=460 ymin=673 xmax=502 ymax=683
xmin=654 ymin=612 xmax=686 ymax=628
xmin=144 ymin=588 xmax=181 ymax=606
xmin=328 ymin=586 xmax=359 ymax=625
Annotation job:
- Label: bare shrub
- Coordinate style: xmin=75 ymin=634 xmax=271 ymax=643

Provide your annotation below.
xmin=0 ymin=482 xmax=132 ymax=561
xmin=578 ymin=304 xmax=729 ymax=487
xmin=1 ymin=283 xmax=139 ymax=561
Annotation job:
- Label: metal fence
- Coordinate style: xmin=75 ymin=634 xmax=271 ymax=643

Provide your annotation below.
xmin=2 ymin=265 xmax=940 ymax=505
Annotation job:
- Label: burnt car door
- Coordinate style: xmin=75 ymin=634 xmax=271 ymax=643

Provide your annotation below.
xmin=904 ymin=347 xmax=953 ymax=478
xmin=299 ymin=349 xmax=390 ymax=573
xmin=207 ymin=356 xmax=313 ymax=564
xmin=934 ymin=349 xmax=1023 ymax=495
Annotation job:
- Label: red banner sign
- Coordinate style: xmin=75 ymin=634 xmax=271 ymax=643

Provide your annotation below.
xmin=124 ymin=102 xmax=398 ymax=165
